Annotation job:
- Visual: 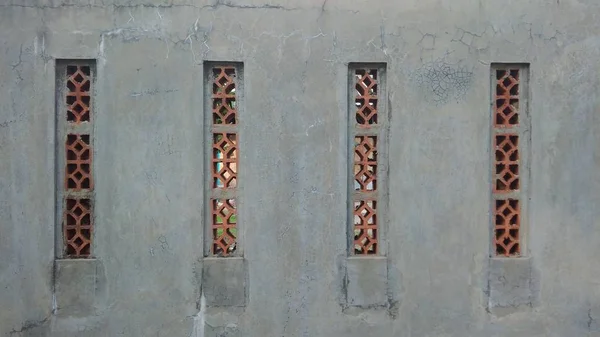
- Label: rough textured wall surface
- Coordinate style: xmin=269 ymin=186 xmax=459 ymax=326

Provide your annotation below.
xmin=1 ymin=0 xmax=600 ymax=336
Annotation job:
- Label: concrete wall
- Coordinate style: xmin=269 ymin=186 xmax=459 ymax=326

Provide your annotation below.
xmin=1 ymin=0 xmax=600 ymax=336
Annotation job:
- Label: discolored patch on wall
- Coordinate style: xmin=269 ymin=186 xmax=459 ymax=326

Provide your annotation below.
xmin=410 ymin=56 xmax=473 ymax=106
xmin=205 ymin=324 xmax=241 ymax=337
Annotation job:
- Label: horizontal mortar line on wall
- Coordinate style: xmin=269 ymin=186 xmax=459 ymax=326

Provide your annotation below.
xmin=65 ymin=124 xmax=93 ymax=134
xmin=354 ymin=127 xmax=382 ymax=135
xmin=211 ymin=190 xmax=237 ymax=199
xmin=493 ymin=127 xmax=525 ymax=135
xmin=352 ymin=191 xmax=378 ymax=200
xmin=212 ymin=125 xmax=238 ymax=133
xmin=492 ymin=192 xmax=520 ymax=200
xmin=63 ymin=190 xmax=94 ymax=198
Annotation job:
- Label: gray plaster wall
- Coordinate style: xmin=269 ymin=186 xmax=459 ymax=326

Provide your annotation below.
xmin=1 ymin=0 xmax=600 ymax=336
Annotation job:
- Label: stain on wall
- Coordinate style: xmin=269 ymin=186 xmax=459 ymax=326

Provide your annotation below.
xmin=410 ymin=55 xmax=473 ymax=105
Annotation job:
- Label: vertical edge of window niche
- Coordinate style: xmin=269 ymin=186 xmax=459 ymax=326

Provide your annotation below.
xmin=344 ymin=63 xmax=389 ymax=309
xmin=54 ymin=59 xmax=105 ymax=318
xmin=488 ymin=63 xmax=538 ymax=315
xmin=202 ymin=62 xmax=247 ymax=308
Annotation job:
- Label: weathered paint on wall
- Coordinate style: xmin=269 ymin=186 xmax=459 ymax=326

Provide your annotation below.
xmin=1 ymin=0 xmax=600 ymax=336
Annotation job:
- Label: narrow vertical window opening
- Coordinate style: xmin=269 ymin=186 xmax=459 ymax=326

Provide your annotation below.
xmin=491 ymin=64 xmax=528 ymax=257
xmin=58 ymin=61 xmax=96 ymax=258
xmin=350 ymin=64 xmax=386 ymax=255
xmin=207 ymin=64 xmax=241 ymax=257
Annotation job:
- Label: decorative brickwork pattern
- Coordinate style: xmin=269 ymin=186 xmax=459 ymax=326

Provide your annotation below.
xmin=494 ymin=199 xmax=520 ymax=256
xmin=209 ymin=65 xmax=240 ymax=257
xmin=60 ymin=61 xmax=95 ymax=258
xmin=66 ymin=65 xmax=91 ymax=123
xmin=355 ymin=69 xmax=378 ymax=126
xmin=64 ymin=198 xmax=93 ymax=256
xmin=491 ymin=67 xmax=524 ymax=257
xmin=212 ymin=199 xmax=237 ymax=255
xmin=354 ymin=136 xmax=377 ymax=191
xmin=65 ymin=134 xmax=93 ymax=190
xmin=212 ymin=133 xmax=237 ymax=188
xmin=494 ymin=69 xmax=520 ymax=127
xmin=494 ymin=135 xmax=519 ymax=192
xmin=350 ymin=66 xmax=384 ymax=255
xmin=353 ymin=200 xmax=377 ymax=254
xmin=212 ymin=67 xmax=237 ymax=125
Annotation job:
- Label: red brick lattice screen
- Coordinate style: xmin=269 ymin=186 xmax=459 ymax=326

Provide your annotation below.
xmin=354 ymin=136 xmax=377 ymax=191
xmin=494 ymin=69 xmax=520 ymax=127
xmin=212 ymin=133 xmax=237 ymax=188
xmin=210 ymin=66 xmax=238 ymax=256
xmin=494 ymin=134 xmax=519 ymax=192
xmin=66 ymin=66 xmax=92 ymax=123
xmin=355 ymin=69 xmax=378 ymax=125
xmin=63 ymin=65 xmax=94 ymax=258
xmin=352 ymin=68 xmax=379 ymax=255
xmin=494 ymin=199 xmax=520 ymax=255
xmin=492 ymin=69 xmax=521 ymax=256
xmin=64 ymin=198 xmax=93 ymax=257
xmin=65 ymin=134 xmax=93 ymax=190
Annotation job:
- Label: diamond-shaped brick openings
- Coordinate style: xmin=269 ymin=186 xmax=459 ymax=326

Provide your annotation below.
xmin=491 ymin=66 xmax=526 ymax=258
xmin=65 ymin=134 xmax=92 ymax=191
xmin=350 ymin=66 xmax=384 ymax=256
xmin=353 ymin=200 xmax=377 ymax=255
xmin=494 ymin=134 xmax=519 ymax=192
xmin=212 ymin=199 xmax=237 ymax=256
xmin=212 ymin=133 xmax=237 ymax=188
xmin=64 ymin=198 xmax=92 ymax=257
xmin=494 ymin=199 xmax=520 ymax=256
xmin=209 ymin=65 xmax=241 ymax=257
xmin=212 ymin=67 xmax=237 ymax=125
xmin=355 ymin=69 xmax=378 ymax=126
xmin=354 ymin=136 xmax=377 ymax=191
xmin=495 ymin=69 xmax=519 ymax=127
xmin=61 ymin=62 xmax=95 ymax=259
xmin=66 ymin=65 xmax=91 ymax=123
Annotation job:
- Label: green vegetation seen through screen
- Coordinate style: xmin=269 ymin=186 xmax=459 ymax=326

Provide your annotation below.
xmin=214 ymin=214 xmax=237 ymax=238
